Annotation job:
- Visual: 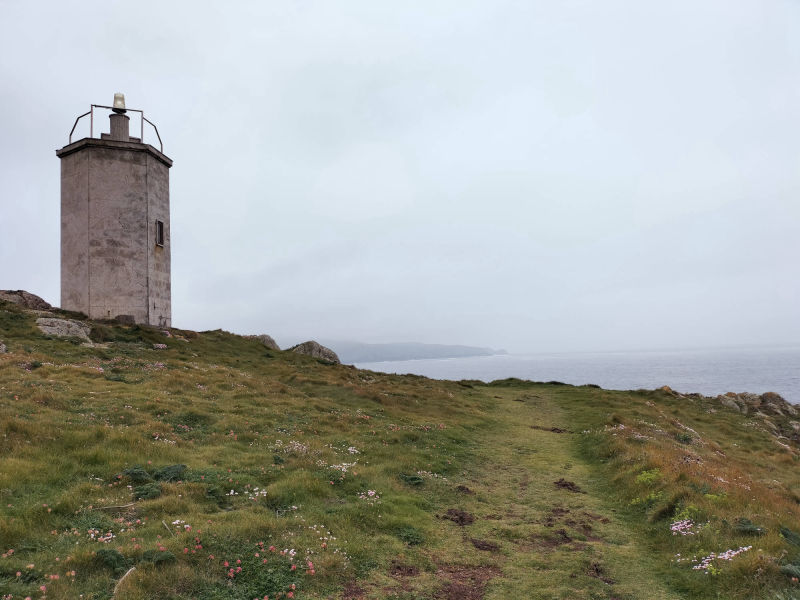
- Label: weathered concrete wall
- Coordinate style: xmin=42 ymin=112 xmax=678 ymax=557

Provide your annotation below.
xmin=60 ymin=151 xmax=90 ymax=314
xmin=146 ymin=153 xmax=171 ymax=327
xmin=87 ymin=145 xmax=149 ymax=323
xmin=58 ymin=138 xmax=172 ymax=327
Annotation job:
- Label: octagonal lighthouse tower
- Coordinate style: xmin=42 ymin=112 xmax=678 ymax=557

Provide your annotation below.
xmin=56 ymin=94 xmax=173 ymax=327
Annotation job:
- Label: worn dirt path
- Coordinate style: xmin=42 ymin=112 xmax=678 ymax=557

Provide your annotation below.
xmin=461 ymin=386 xmax=681 ymax=599
xmin=344 ymin=385 xmax=681 ymax=599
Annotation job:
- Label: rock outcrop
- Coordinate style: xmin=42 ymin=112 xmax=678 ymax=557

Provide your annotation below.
xmin=715 ymin=391 xmax=797 ymax=418
xmin=0 ymin=290 xmax=52 ymax=310
xmin=36 ymin=318 xmax=91 ymax=341
xmin=715 ymin=391 xmax=800 ymax=447
xmin=661 ymin=386 xmax=799 ymax=448
xmin=289 ymin=340 xmax=340 ymax=364
xmin=249 ymin=334 xmax=280 ymax=351
xmin=718 ymin=396 xmax=742 ymax=413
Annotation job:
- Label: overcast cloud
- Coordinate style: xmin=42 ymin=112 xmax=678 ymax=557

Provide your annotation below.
xmin=1 ymin=0 xmax=798 ymax=353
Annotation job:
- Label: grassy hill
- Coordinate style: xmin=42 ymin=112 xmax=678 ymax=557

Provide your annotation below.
xmin=1 ymin=300 xmax=800 ymax=600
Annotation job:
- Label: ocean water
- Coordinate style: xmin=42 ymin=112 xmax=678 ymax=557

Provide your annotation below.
xmin=355 ymin=345 xmax=800 ymax=404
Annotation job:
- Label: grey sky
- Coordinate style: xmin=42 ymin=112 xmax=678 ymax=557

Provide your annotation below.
xmin=1 ymin=1 xmax=798 ymax=353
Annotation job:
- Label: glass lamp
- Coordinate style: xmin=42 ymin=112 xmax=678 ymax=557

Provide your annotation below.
xmin=112 ymin=93 xmax=126 ymax=113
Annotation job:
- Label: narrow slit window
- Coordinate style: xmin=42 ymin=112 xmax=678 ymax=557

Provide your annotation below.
xmin=155 ymin=220 xmax=164 ymax=247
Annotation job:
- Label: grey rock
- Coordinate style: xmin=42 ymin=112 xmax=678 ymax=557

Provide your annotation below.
xmin=761 ymin=392 xmax=797 ymax=417
xmin=739 ymin=393 xmax=762 ymax=407
xmin=289 ymin=340 xmax=340 ymax=364
xmin=250 ymin=334 xmax=280 ymax=351
xmin=722 ymin=391 xmax=799 ymax=420
xmin=722 ymin=393 xmax=751 ymax=414
xmin=719 ymin=397 xmax=742 ymax=413
xmin=0 ymin=341 xmax=6 ymax=354
xmin=754 ymin=413 xmax=779 ymax=432
xmin=36 ymin=317 xmax=91 ymax=341
xmin=763 ymin=419 xmax=779 ymax=433
xmin=0 ymin=290 xmax=52 ymax=310
xmin=82 ymin=342 xmax=110 ymax=349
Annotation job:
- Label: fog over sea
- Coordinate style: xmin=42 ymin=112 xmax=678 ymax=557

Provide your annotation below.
xmin=356 ymin=345 xmax=800 ymax=404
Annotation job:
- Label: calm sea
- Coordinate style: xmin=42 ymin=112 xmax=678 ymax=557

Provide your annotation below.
xmin=355 ymin=346 xmax=800 ymax=404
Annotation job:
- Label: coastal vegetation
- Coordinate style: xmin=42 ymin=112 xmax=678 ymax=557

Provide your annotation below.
xmin=1 ymin=300 xmax=799 ymax=599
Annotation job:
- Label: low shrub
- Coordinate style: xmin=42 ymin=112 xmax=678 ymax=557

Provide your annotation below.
xmin=95 ymin=548 xmax=129 ymax=574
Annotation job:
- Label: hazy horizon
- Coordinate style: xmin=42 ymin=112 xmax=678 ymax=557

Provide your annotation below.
xmin=1 ymin=1 xmax=798 ymax=355
xmin=319 ymin=336 xmax=800 ymax=356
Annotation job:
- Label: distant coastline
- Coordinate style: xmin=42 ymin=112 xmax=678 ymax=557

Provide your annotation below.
xmin=353 ymin=345 xmax=800 ymax=405
xmin=321 ymin=340 xmax=507 ymax=364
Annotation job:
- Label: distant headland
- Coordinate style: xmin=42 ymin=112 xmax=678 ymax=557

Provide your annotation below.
xmin=320 ymin=340 xmax=507 ymax=364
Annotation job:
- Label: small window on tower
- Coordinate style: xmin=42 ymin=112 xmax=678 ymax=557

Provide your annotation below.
xmin=155 ymin=220 xmax=164 ymax=247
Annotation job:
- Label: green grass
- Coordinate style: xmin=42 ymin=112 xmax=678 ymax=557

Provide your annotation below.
xmin=1 ymin=300 xmax=799 ymax=599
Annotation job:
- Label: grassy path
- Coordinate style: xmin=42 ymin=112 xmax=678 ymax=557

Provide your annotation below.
xmin=364 ymin=384 xmax=682 ymax=600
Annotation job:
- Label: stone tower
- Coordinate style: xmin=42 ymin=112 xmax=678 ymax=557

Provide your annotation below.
xmin=56 ymin=94 xmax=173 ymax=327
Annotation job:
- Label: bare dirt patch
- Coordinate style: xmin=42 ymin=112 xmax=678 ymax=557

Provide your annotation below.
xmin=566 ymin=513 xmax=610 ymax=540
xmin=544 ymin=528 xmax=573 ymax=548
xmin=531 ymin=425 xmax=570 ymax=433
xmin=542 ymin=506 xmax=570 ymax=527
xmin=554 ymin=478 xmax=585 ymax=493
xmin=456 ymin=484 xmax=475 ymax=495
xmin=390 ymin=561 xmax=419 ymax=577
xmin=342 ymin=581 xmax=365 ymax=599
xmin=584 ymin=511 xmax=610 ymax=524
xmin=434 ymin=565 xmax=501 ymax=600
xmin=440 ymin=508 xmax=475 ymax=526
xmin=470 ymin=538 xmax=499 ymax=551
xmin=540 ymin=506 xmax=609 ymax=544
xmin=586 ymin=561 xmax=616 ymax=584
xmin=529 ymin=527 xmax=575 ymax=551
